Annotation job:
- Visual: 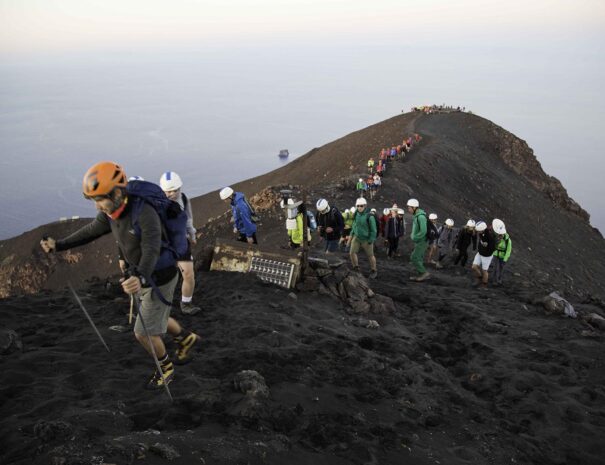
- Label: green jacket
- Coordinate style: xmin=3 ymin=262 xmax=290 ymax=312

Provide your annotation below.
xmin=493 ymin=234 xmax=512 ymax=261
xmin=288 ymin=213 xmax=304 ymax=245
xmin=342 ymin=210 xmax=354 ymax=229
xmin=411 ymin=208 xmax=428 ymax=243
xmin=351 ymin=208 xmax=377 ymax=243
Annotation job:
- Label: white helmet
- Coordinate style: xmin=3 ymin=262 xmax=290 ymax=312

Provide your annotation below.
xmin=355 ymin=197 xmax=367 ymax=207
xmin=383 ymin=208 xmax=390 ymax=215
xmin=466 ymin=219 xmax=476 ymax=228
xmin=429 ymin=213 xmax=438 ymax=221
xmin=358 ymin=178 xmax=363 ymax=182
xmin=475 ymin=221 xmax=487 ymax=232
xmin=349 ymin=207 xmax=356 ymax=214
xmin=128 ymin=176 xmax=144 ymax=181
xmin=492 ymin=218 xmax=507 ymax=235
xmin=219 ymin=186 xmax=234 ymax=200
xmin=397 ymin=208 xmax=405 ymax=215
xmin=159 ymin=171 xmax=183 ymax=191
xmin=370 ymin=208 xmax=376 ymax=213
xmin=407 ymin=198 xmax=419 ymax=208
xmin=445 ymin=218 xmax=454 ymax=227
xmin=316 ymin=198 xmax=329 ymax=212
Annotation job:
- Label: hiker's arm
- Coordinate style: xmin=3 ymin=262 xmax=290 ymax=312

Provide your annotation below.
xmin=336 ymin=211 xmax=344 ymax=236
xmin=369 ymin=217 xmax=377 ymax=243
xmin=504 ymin=237 xmax=512 ymax=262
xmin=135 ymin=204 xmax=162 ymax=280
xmin=54 ymin=213 xmax=111 ymax=251
xmin=184 ymin=197 xmax=197 ymax=242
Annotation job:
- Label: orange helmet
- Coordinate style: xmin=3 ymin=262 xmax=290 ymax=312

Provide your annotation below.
xmin=82 ymin=161 xmax=127 ymax=198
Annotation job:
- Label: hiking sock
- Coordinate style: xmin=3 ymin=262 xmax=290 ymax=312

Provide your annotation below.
xmin=181 ymin=295 xmax=192 ymax=304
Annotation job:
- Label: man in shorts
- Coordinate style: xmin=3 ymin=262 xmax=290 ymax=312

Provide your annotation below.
xmin=347 ymin=197 xmax=378 ymax=279
xmin=40 ymin=161 xmax=200 ymax=390
xmin=472 ymin=221 xmax=496 ymax=288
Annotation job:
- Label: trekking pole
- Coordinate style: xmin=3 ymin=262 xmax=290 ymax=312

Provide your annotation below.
xmin=132 ymin=295 xmax=173 ymax=402
xmin=128 ymin=295 xmax=134 ymax=325
xmin=67 ymin=281 xmax=111 ymax=352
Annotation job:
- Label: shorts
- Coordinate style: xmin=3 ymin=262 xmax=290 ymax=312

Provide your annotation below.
xmin=177 ymin=242 xmax=193 ymax=261
xmin=350 ymin=236 xmax=374 ymax=257
xmin=133 ymin=273 xmax=178 ymax=336
xmin=472 ymin=253 xmax=493 ymax=271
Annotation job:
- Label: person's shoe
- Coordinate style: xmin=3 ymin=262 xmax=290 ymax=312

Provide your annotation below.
xmin=353 ymin=266 xmax=360 ymax=272
xmin=435 ymin=262 xmax=443 ymax=269
xmin=180 ymin=301 xmax=201 ymax=315
xmin=369 ymin=270 xmax=378 ymax=279
xmin=415 ymin=272 xmax=430 ymax=282
xmin=146 ymin=362 xmax=174 ymax=390
xmin=174 ymin=332 xmax=201 ymax=365
xmin=429 ymin=260 xmax=437 ymax=265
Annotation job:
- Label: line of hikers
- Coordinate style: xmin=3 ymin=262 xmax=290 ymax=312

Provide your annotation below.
xmin=38 ymin=160 xmax=511 ymax=392
xmin=411 ymin=104 xmax=466 ymax=114
xmin=358 ymin=133 xmax=422 ymax=198
xmin=281 ymin=195 xmax=512 ymax=287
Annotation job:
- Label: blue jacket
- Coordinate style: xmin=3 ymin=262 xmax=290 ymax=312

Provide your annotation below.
xmin=231 ymin=192 xmax=257 ymax=237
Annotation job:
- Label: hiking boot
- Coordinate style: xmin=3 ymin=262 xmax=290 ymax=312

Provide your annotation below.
xmin=353 ymin=266 xmax=360 ymax=272
xmin=435 ymin=262 xmax=443 ymax=269
xmin=146 ymin=361 xmax=174 ymax=390
xmin=180 ymin=301 xmax=201 ymax=315
xmin=369 ymin=270 xmax=378 ymax=279
xmin=415 ymin=272 xmax=430 ymax=282
xmin=174 ymin=332 xmax=201 ymax=365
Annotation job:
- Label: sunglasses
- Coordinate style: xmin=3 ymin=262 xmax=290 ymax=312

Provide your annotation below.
xmin=83 ymin=193 xmax=111 ymax=201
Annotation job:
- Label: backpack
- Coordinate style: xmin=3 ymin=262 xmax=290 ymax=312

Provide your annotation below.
xmin=427 ymin=221 xmax=439 ymax=241
xmin=126 ymin=180 xmax=189 ymax=272
xmin=242 ymin=196 xmax=260 ymax=223
xmin=306 ymin=210 xmax=318 ymax=231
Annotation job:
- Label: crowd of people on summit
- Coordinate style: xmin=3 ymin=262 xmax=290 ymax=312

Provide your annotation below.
xmin=37 ymin=128 xmax=512 ymax=391
xmin=411 ymin=104 xmax=466 ymax=114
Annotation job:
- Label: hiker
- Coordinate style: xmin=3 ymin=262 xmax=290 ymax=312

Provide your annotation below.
xmin=347 ymin=197 xmax=378 ymax=279
xmin=376 ymin=160 xmax=384 ymax=177
xmin=384 ymin=207 xmax=404 ymax=258
xmin=340 ymin=207 xmax=355 ymax=252
xmin=407 ymin=198 xmax=430 ymax=281
xmin=159 ymin=171 xmax=200 ymax=315
xmin=492 ymin=219 xmax=512 ymax=286
xmin=282 ymin=198 xmax=309 ymax=249
xmin=436 ymin=218 xmax=456 ymax=269
xmin=219 ymin=187 xmax=258 ymax=244
xmin=356 ymin=178 xmax=367 ymax=197
xmin=366 ymin=176 xmax=375 ymax=199
xmin=316 ymin=198 xmax=344 ymax=254
xmin=373 ymin=173 xmax=381 ymax=192
xmin=426 ymin=213 xmax=440 ymax=265
xmin=454 ymin=220 xmax=477 ymax=267
xmin=40 ymin=161 xmax=200 ymax=390
xmin=367 ymin=158 xmax=375 ymax=174
xmin=472 ymin=221 xmax=496 ymax=288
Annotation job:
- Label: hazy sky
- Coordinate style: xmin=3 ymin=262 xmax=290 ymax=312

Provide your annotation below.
xmin=2 ymin=0 xmax=604 ymax=54
xmin=1 ymin=1 xmax=604 ymax=238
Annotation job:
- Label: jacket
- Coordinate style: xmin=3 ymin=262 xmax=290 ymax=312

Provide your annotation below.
xmin=350 ymin=208 xmax=377 ymax=243
xmin=411 ymin=208 xmax=428 ymax=243
xmin=455 ymin=227 xmax=477 ymax=251
xmin=437 ymin=225 xmax=457 ymax=252
xmin=384 ymin=216 xmax=404 ymax=239
xmin=343 ymin=210 xmax=354 ymax=230
xmin=493 ymin=234 xmax=512 ymax=262
xmin=317 ymin=207 xmax=344 ymax=241
xmin=231 ymin=192 xmax=257 ymax=238
xmin=477 ymin=230 xmax=496 ymax=257
xmin=288 ymin=212 xmax=304 ymax=245
xmin=56 ymin=200 xmax=176 ymax=285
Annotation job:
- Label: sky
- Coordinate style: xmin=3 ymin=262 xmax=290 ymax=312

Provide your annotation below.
xmin=1 ymin=0 xmax=604 ymax=238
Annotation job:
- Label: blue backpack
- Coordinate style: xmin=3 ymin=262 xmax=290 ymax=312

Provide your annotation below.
xmin=306 ymin=210 xmax=318 ymax=231
xmin=126 ymin=180 xmax=189 ymax=272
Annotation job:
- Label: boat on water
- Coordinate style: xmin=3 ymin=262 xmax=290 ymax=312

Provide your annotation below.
xmin=278 ymin=149 xmax=289 ymax=159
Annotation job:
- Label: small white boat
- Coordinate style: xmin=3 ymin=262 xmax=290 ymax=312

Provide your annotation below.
xmin=278 ymin=149 xmax=289 ymax=159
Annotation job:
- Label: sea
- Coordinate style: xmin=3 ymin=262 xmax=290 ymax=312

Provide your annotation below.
xmin=1 ymin=40 xmax=604 ymax=239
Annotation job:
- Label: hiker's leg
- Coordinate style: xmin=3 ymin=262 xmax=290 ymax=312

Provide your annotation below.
xmin=411 ymin=241 xmax=427 ymax=273
xmin=178 ymin=261 xmax=195 ymax=301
